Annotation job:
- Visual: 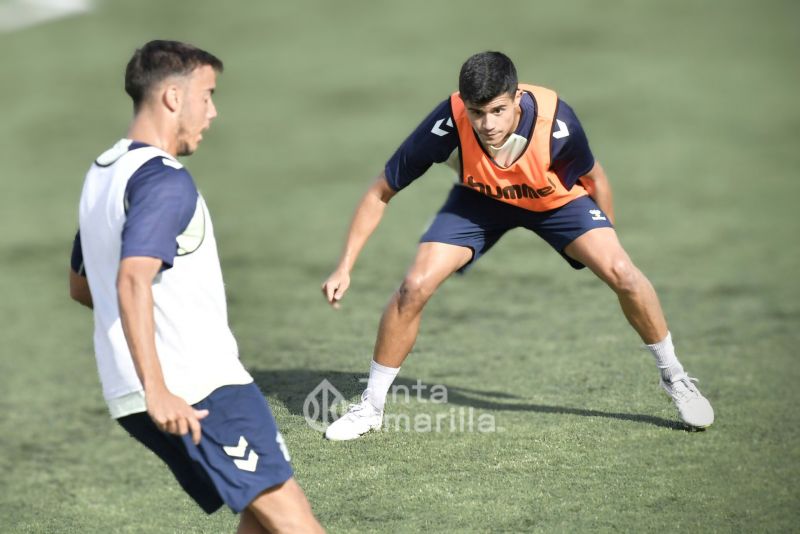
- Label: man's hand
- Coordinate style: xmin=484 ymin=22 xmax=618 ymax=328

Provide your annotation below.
xmin=321 ymin=269 xmax=351 ymax=309
xmin=146 ymin=386 xmax=209 ymax=444
xmin=117 ymin=257 xmax=209 ymax=443
xmin=321 ymin=173 xmax=395 ymax=309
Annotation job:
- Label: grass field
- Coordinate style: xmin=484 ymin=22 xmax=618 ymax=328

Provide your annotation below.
xmin=1 ymin=0 xmax=799 ymax=532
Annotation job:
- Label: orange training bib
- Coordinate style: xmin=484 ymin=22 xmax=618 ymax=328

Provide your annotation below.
xmin=450 ymin=83 xmax=587 ymax=212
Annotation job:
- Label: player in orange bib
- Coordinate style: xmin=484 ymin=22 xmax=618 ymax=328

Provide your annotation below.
xmin=321 ymin=51 xmax=714 ymax=438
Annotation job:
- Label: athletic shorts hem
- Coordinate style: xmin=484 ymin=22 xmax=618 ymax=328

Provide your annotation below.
xmin=229 ymin=468 xmax=294 ymax=514
xmin=421 ymin=186 xmax=613 ymax=270
xmin=118 ymin=383 xmax=294 ymax=515
xmin=416 ymin=239 xmax=476 ymax=274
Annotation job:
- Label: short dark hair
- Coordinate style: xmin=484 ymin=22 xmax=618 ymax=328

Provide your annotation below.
xmin=124 ymin=40 xmax=223 ymax=111
xmin=458 ymin=51 xmax=518 ymax=105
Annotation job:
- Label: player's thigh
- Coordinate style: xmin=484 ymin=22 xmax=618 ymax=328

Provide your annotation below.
xmin=247 ymin=477 xmax=319 ymax=533
xmin=117 ymin=412 xmax=224 ymax=514
xmin=404 ymin=241 xmax=473 ymax=293
xmin=419 ymin=186 xmax=513 ymax=274
xmin=563 ymin=227 xmax=634 ymax=285
xmin=519 ymin=195 xmax=613 ymax=270
xmin=181 ymin=384 xmax=295 ymax=514
xmin=237 ymin=508 xmax=268 ymax=534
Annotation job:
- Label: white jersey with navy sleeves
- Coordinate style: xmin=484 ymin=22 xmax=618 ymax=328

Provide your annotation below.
xmin=78 ymin=139 xmax=252 ymax=418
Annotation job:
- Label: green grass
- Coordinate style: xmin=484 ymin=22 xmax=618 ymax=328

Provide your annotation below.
xmin=1 ymin=0 xmax=799 ymax=532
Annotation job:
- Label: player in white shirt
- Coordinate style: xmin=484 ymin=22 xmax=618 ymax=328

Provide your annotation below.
xmin=69 ymin=40 xmax=323 ymax=533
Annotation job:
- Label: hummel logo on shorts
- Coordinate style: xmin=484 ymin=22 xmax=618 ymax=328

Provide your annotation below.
xmin=223 ymin=436 xmax=259 ymax=472
xmin=589 ymin=209 xmax=606 ymax=221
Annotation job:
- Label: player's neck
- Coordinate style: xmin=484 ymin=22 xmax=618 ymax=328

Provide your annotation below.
xmin=482 ymin=103 xmax=523 ymax=151
xmin=126 ymin=109 xmax=179 ymax=157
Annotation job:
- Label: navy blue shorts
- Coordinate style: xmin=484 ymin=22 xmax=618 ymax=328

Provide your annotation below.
xmin=117 ymin=383 xmax=293 ymax=514
xmin=421 ymin=186 xmax=614 ymax=270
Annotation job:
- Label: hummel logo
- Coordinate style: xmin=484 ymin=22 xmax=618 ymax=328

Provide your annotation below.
xmin=161 ymin=158 xmax=183 ymax=169
xmin=553 ymin=119 xmax=570 ymax=139
xmin=589 ymin=209 xmax=607 ymax=221
xmin=431 ymin=117 xmax=454 ymax=136
xmin=223 ymin=436 xmax=259 ymax=472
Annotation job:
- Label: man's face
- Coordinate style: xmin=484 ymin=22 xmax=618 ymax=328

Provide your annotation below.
xmin=175 ymin=65 xmax=218 ymax=156
xmin=464 ymin=90 xmax=521 ymax=147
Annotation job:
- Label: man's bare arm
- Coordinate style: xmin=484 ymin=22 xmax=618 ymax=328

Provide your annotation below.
xmin=321 ymin=172 xmax=397 ymax=308
xmin=117 ymin=256 xmax=208 ymax=443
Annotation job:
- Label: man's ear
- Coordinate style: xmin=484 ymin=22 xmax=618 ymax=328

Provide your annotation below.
xmin=162 ymin=83 xmax=181 ymax=113
xmin=514 ymin=88 xmax=523 ymax=105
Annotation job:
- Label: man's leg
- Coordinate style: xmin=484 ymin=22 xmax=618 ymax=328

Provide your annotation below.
xmin=564 ymin=227 xmax=714 ymax=427
xmin=325 ymin=242 xmax=472 ymax=440
xmin=564 ymin=227 xmax=666 ymax=344
xmin=239 ymin=478 xmax=324 ymax=534
xmin=366 ymin=241 xmax=474 ymax=408
xmin=237 ymin=508 xmax=267 ymax=534
xmin=374 ymin=241 xmax=474 ymax=367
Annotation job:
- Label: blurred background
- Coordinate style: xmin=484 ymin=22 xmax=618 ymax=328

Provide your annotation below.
xmin=1 ymin=1 xmax=798 ymax=532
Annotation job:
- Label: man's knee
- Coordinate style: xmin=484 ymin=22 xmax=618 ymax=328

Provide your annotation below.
xmin=247 ymin=478 xmax=320 ymax=533
xmin=396 ymin=275 xmax=434 ymax=312
xmin=605 ymin=258 xmax=642 ymax=295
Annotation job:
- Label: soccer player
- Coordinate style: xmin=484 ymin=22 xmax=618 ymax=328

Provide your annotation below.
xmin=321 ymin=51 xmax=714 ymax=440
xmin=69 ymin=40 xmax=324 ymax=533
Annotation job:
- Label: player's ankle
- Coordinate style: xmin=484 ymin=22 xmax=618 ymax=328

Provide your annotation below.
xmin=365 ymin=360 xmax=400 ymax=411
xmin=364 ymin=390 xmax=386 ymax=412
xmin=659 ymin=363 xmax=686 ymax=383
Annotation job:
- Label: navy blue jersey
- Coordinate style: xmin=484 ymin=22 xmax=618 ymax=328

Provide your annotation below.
xmin=120 ymin=147 xmax=198 ymax=269
xmin=71 ymin=142 xmax=198 ymax=274
xmin=70 ymin=231 xmax=86 ymax=275
xmin=385 ymin=92 xmax=594 ymax=192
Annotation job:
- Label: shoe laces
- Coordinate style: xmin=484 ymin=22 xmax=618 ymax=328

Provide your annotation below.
xmin=345 ymin=402 xmax=369 ymax=415
xmin=668 ymin=374 xmax=700 ymax=402
xmin=343 ymin=393 xmax=378 ymax=418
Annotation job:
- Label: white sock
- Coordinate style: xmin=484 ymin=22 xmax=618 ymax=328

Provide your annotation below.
xmin=364 ymin=360 xmax=400 ymax=411
xmin=646 ymin=331 xmax=685 ymax=382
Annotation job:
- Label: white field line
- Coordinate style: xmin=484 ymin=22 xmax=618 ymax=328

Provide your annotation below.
xmin=0 ymin=0 xmax=92 ymax=32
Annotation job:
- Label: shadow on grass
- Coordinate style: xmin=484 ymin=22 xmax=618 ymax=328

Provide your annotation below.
xmin=251 ymin=368 xmax=687 ymax=431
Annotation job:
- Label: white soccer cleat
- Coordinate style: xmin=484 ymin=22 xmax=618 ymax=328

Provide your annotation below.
xmin=660 ymin=374 xmax=714 ymax=428
xmin=324 ymin=393 xmax=383 ymax=441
